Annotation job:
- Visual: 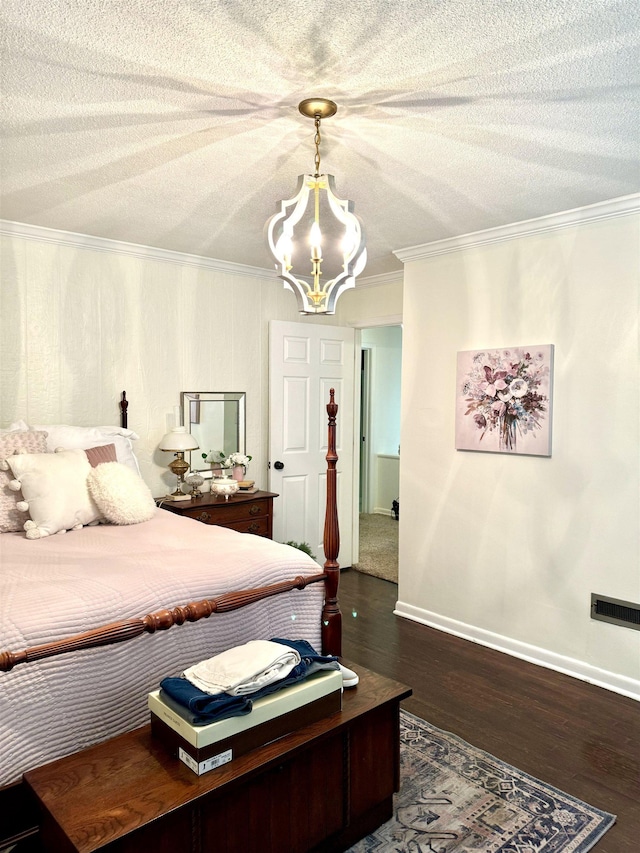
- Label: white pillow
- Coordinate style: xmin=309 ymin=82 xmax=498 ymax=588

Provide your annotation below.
xmin=87 ymin=462 xmax=156 ymax=525
xmin=1 ymin=420 xmax=30 ymax=433
xmin=7 ymin=449 xmax=102 ymax=539
xmin=32 ymin=424 xmax=141 ymax=475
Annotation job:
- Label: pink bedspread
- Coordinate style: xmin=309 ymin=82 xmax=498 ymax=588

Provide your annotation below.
xmin=0 ymin=510 xmax=324 ymax=785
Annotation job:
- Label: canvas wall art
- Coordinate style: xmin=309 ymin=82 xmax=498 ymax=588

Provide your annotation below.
xmin=455 ymin=345 xmax=554 ymax=456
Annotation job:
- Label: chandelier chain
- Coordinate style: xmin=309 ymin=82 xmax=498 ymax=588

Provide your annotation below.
xmin=314 ymin=115 xmax=322 ymax=177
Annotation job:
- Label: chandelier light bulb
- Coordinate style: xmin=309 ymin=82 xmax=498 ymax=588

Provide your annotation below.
xmin=309 ymin=221 xmax=323 ymax=259
xmin=278 ymin=232 xmax=293 ymax=270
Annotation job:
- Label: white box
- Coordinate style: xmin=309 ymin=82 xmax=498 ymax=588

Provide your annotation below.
xmin=148 ymin=668 xmax=343 ymax=749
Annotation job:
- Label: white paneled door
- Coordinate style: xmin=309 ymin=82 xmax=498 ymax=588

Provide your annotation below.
xmin=269 ymin=320 xmax=355 ymax=566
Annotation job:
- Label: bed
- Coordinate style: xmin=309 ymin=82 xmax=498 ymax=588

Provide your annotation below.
xmin=0 ymin=391 xmax=342 ymax=847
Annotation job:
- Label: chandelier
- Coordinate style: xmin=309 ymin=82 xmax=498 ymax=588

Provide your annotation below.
xmin=266 ymin=98 xmax=367 ymax=315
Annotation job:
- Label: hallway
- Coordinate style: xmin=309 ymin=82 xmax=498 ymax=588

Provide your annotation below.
xmin=352 ymin=513 xmax=398 ymax=583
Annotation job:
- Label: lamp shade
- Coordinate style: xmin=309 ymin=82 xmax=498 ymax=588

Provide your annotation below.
xmin=159 ymin=427 xmax=199 ymax=452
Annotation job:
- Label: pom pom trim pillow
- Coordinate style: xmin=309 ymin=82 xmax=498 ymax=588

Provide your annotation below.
xmin=0 ymin=430 xmax=48 ymax=532
xmin=88 ymin=462 xmax=156 ymax=525
xmin=7 ymin=449 xmax=102 ymax=539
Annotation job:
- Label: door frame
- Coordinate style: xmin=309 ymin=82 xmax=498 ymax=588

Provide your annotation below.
xmin=347 ymin=314 xmax=403 ymax=565
xmin=359 ymin=347 xmax=372 ymax=514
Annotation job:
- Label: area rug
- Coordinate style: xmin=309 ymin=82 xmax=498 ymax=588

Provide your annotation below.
xmin=352 ymin=513 xmax=398 ymax=583
xmin=348 ymin=711 xmax=615 ymax=853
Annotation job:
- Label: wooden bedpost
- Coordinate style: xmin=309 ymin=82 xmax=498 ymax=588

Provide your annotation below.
xmin=321 ymin=388 xmax=342 ymax=657
xmin=120 ymin=391 xmax=128 ymax=429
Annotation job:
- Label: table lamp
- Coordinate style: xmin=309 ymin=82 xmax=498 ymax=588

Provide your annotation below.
xmin=159 ymin=427 xmax=199 ymax=501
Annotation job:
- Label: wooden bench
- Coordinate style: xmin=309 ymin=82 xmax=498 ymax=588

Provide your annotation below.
xmin=25 ymin=665 xmax=411 ymax=853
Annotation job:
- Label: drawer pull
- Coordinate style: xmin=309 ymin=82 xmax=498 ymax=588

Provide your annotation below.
xmin=249 ymin=505 xmax=261 ymax=516
xmin=197 ymin=512 xmax=212 ymax=523
xmin=247 ymin=522 xmax=260 ymax=533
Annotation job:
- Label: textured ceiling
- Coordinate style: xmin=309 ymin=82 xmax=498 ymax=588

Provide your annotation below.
xmin=2 ymin=0 xmax=639 ymax=276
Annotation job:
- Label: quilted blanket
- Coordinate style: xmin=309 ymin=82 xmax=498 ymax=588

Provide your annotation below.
xmin=0 ymin=510 xmax=323 ymax=785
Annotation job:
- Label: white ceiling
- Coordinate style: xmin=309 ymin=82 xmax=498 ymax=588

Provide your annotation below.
xmin=2 ymin=0 xmax=639 ymax=277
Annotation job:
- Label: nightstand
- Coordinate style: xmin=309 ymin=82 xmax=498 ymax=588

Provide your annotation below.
xmin=157 ymin=490 xmax=278 ymax=539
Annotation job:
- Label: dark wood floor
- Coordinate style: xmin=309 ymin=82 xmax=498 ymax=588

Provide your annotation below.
xmin=340 ymin=569 xmax=640 ymax=853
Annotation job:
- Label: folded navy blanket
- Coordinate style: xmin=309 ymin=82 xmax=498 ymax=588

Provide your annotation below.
xmin=159 ymin=638 xmax=339 ymax=725
xmin=270 ymin=637 xmax=338 ymax=668
xmin=159 ymin=678 xmax=252 ymax=725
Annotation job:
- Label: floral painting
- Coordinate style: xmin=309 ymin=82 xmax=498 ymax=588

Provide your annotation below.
xmin=455 ymin=345 xmax=554 ymax=456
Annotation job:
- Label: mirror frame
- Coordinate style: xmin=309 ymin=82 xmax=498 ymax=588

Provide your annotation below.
xmin=180 ymin=391 xmax=246 ymax=475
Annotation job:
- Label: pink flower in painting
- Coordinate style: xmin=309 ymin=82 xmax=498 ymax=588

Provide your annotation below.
xmin=481 ymin=365 xmax=510 ymax=399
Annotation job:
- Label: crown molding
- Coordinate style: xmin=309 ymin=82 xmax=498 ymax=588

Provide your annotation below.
xmin=0 ymin=219 xmax=405 ymax=288
xmin=356 ymin=269 xmax=404 ymax=288
xmin=394 ymin=193 xmax=640 ymax=263
xmin=0 ymin=220 xmax=278 ymax=281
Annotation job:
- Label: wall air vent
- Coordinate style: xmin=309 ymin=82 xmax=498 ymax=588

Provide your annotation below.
xmin=591 ymin=594 xmax=640 ymax=631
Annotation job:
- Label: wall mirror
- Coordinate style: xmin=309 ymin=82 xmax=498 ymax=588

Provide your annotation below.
xmin=180 ymin=392 xmax=246 ymax=473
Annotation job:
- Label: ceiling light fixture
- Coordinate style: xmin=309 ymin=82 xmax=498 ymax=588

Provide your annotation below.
xmin=266 ymin=98 xmax=367 ymax=314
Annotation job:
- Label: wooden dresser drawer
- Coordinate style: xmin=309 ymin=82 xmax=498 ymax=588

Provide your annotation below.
xmin=217 ymin=516 xmax=271 ymax=536
xmin=183 ymin=500 xmax=267 ymax=525
xmin=183 ymin=510 xmax=270 ymax=537
xmin=158 ymin=491 xmax=277 ymax=539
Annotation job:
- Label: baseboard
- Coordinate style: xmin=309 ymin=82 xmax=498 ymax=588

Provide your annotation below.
xmin=371 ymin=507 xmax=394 ymax=517
xmin=394 ymin=600 xmax=640 ymax=702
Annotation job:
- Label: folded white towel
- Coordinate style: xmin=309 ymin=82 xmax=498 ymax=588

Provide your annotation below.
xmin=183 ymin=640 xmax=301 ymax=696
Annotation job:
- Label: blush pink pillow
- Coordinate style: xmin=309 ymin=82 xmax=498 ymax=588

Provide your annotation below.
xmin=84 ymin=443 xmax=117 ymax=467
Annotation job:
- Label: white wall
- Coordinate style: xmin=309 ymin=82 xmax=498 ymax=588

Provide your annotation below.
xmin=361 ymin=325 xmax=402 ymax=458
xmin=335 ymin=279 xmax=403 ymax=327
xmin=0 ymin=228 xmax=306 ymax=496
xmin=397 ymin=208 xmax=640 ymax=699
xmin=375 ymin=455 xmax=400 ymax=516
xmin=0 ymin=227 xmax=404 ymax=506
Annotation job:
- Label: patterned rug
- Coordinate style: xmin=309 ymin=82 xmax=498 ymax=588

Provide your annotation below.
xmin=348 ymin=711 xmax=615 ymax=853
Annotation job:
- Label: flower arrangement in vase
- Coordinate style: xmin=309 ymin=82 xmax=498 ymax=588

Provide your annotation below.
xmin=227 ymin=452 xmax=252 ymax=481
xmin=202 ymin=450 xmax=228 ymax=478
xmin=202 ymin=450 xmax=252 ymax=481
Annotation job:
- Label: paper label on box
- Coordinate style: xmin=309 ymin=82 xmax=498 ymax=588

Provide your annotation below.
xmin=178 ymin=747 xmax=199 ymax=774
xmin=179 ymin=746 xmax=233 ymax=775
